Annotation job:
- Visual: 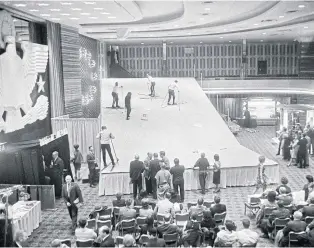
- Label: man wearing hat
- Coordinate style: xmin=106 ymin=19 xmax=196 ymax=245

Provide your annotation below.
xmin=167 ymin=80 xmax=179 ymax=105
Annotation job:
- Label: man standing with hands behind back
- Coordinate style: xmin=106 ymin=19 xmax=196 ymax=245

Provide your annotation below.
xmin=86 ymin=146 xmax=97 ymax=188
xmin=129 ymin=154 xmax=145 ymax=199
xmin=51 ymin=151 xmax=64 ymax=198
xmin=62 ymin=175 xmax=84 ymax=234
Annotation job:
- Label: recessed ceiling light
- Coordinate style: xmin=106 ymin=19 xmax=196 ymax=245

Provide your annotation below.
xmin=223 ymin=28 xmax=227 ymax=31
xmin=200 ymin=18 xmax=204 ymax=21
xmin=84 ymin=2 xmax=96 ymax=4
xmin=60 ymin=13 xmax=70 ymax=16
xmin=260 ymin=40 xmax=264 ymax=42
xmin=50 ymin=9 xmax=61 ymax=11
xmin=61 ymin=2 xmax=73 ymax=5
xmin=298 ymin=4 xmax=305 ymax=8
xmin=141 ymin=43 xmax=144 ymax=45
xmin=29 ymin=9 xmax=39 ymax=12
xmin=229 ymin=41 xmax=232 ymax=42
xmin=14 ymin=3 xmax=26 ymax=7
xmin=187 ymin=32 xmax=192 ymax=35
xmin=200 ymin=41 xmax=203 ymax=43
xmin=108 ymin=16 xmax=116 ymax=19
xmin=101 ymin=12 xmax=110 ymax=15
xmin=174 ymin=24 xmax=179 ymax=27
xmin=170 ymin=41 xmax=173 ymax=44
xmin=149 ymin=34 xmax=154 ymax=37
xmin=304 ymin=26 xmax=308 ymax=29
xmin=279 ymin=15 xmax=284 ymax=18
xmin=13 ymin=19 xmax=18 ymax=22
xmin=51 ymin=18 xmax=61 ymax=21
xmin=89 ymin=17 xmax=98 ymax=19
xmin=262 ymin=32 xmax=266 ymax=35
xmin=80 ymin=13 xmax=91 ymax=15
xmin=38 ymin=3 xmax=49 ymax=6
xmin=69 ymin=17 xmax=79 ymax=20
xmin=205 ymin=7 xmax=210 ymax=11
xmin=72 ymin=8 xmax=82 ymax=11
xmin=40 ymin=14 xmax=51 ymax=17
xmin=220 ymin=36 xmax=223 ymax=38
xmin=94 ymin=7 xmax=104 ymax=10
xmin=254 ymin=23 xmax=259 ymax=26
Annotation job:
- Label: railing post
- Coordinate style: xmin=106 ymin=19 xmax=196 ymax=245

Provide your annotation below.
xmin=201 ymin=72 xmax=203 ymax=88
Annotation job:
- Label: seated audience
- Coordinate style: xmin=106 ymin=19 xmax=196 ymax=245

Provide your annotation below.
xmin=112 ymin=192 xmax=126 ymax=207
xmin=182 ymin=214 xmax=202 ymax=247
xmin=139 ymin=216 xmax=155 ymax=236
xmin=75 ymin=218 xmax=97 ymax=241
xmin=119 ymin=199 xmax=136 ymax=221
xmin=214 ymin=220 xmax=238 ymax=247
xmin=201 ymin=210 xmax=216 ymax=246
xmin=93 ymin=226 xmax=114 ymax=247
xmin=134 ymin=190 xmax=149 ymax=206
xmin=276 ymin=177 xmax=292 ymax=195
xmin=189 ymin=197 xmax=206 ymax=216
xmin=51 ymin=239 xmax=69 ymax=248
xmin=139 ymin=199 xmax=154 ymax=218
xmin=256 ymin=191 xmax=277 ymax=225
xmin=154 ymin=192 xmax=173 ymax=216
xmin=210 ymin=196 xmax=227 ymax=218
xmin=157 ymin=214 xmax=182 ymax=238
xmin=301 ymin=197 xmax=314 ymax=218
xmin=303 ymin=175 xmax=314 ymax=201
xmin=123 ymin=234 xmax=137 ymax=247
xmin=277 ymin=187 xmax=293 ymax=206
xmin=146 ymin=228 xmax=166 ymax=247
xmin=277 ymin=211 xmax=307 ymax=247
xmin=237 ymin=219 xmax=259 ymax=247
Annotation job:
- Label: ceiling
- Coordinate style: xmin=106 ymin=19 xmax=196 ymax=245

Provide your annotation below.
xmin=1 ymin=0 xmax=314 ymax=44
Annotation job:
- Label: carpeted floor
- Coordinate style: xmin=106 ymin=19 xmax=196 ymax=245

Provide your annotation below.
xmin=27 ymin=126 xmax=314 ymax=247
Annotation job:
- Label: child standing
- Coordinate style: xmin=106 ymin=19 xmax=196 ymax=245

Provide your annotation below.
xmin=213 ymin=154 xmax=221 ymax=193
xmin=72 ymin=144 xmax=83 ymax=181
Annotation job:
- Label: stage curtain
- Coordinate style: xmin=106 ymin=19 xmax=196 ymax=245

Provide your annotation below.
xmin=51 ymin=117 xmax=101 ymax=164
xmin=47 ymin=21 xmax=66 ymax=118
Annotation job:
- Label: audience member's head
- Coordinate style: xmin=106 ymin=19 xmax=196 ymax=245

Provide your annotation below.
xmin=149 ymin=227 xmax=158 ymax=237
xmin=242 ymin=219 xmax=251 ymax=229
xmin=267 ymin=191 xmax=277 ymax=203
xmin=306 ymin=175 xmax=314 ymax=183
xmin=174 ymin=158 xmax=179 ymax=165
xmin=51 ymin=239 xmax=62 ymax=247
xmin=165 ymin=192 xmax=171 ymax=200
xmin=160 ymin=162 xmax=166 ymax=169
xmin=52 ymin=151 xmax=59 ymax=159
xmin=126 ymin=199 xmax=132 ymax=207
xmin=78 ymin=218 xmax=87 ymax=228
xmin=214 ymin=154 xmax=219 ymax=161
xmin=134 ymin=154 xmax=140 ymax=160
xmin=281 ymin=177 xmax=289 ymax=185
xmin=153 ymin=153 xmax=158 ymax=159
xmin=65 ymin=175 xmax=72 ymax=184
xmin=141 ymin=199 xmax=150 ymax=209
xmin=146 ymin=215 xmax=155 ymax=226
xmin=123 ymin=234 xmax=136 ymax=247
xmin=101 ymin=126 xmax=106 ymax=130
xmin=225 ymin=220 xmax=236 ymax=232
xmin=163 ymin=214 xmax=171 ymax=223
xmin=279 ymin=187 xmax=287 ymax=195
xmin=258 ymin=155 xmax=265 ymax=164
xmin=203 ymin=210 xmax=212 ymax=220
xmin=116 ymin=192 xmax=123 ymax=200
xmin=197 ymin=197 xmax=204 ymax=206
xmin=190 ymin=213 xmax=198 ymax=221
xmin=214 ymin=195 xmax=221 ymax=204
xmin=139 ymin=189 xmax=147 ymax=199
xmin=293 ymin=211 xmax=302 ymax=221
xmin=160 ymin=151 xmax=165 ymax=157
xmin=147 ymin=152 xmax=153 ymax=159
xmin=99 ymin=225 xmax=110 ymax=236
xmin=89 ymin=146 xmax=94 ymax=152
xmin=310 ymin=197 xmax=314 ymax=205
xmin=277 ymin=200 xmax=285 ymax=208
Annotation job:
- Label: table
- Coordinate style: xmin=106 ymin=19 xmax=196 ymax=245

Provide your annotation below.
xmin=12 ymin=201 xmax=41 ymax=237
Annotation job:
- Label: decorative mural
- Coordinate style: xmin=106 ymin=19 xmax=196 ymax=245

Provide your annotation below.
xmin=79 ymin=35 xmax=100 ymax=118
xmin=0 ymin=10 xmax=51 ymax=143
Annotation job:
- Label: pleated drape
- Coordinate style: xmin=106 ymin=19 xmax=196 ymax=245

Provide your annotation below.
xmin=51 ymin=117 xmax=101 ymax=164
xmin=47 ymin=21 xmax=66 ymax=118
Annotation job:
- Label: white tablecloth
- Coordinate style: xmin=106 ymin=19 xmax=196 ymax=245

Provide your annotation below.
xmin=12 ymin=201 xmax=42 ymax=237
xmin=99 ymin=164 xmax=279 ymax=196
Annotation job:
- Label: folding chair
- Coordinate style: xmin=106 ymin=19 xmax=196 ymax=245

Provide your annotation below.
xmin=187 ymin=202 xmax=197 ymax=209
xmin=244 ymin=197 xmax=260 ymax=216
xmin=175 ymin=213 xmax=189 ymax=228
xmin=115 ymin=236 xmax=124 ymax=247
xmin=136 ymin=216 xmax=147 ymax=227
xmin=139 ymin=234 xmax=150 ymax=247
xmin=289 ymin=231 xmax=305 ymax=247
xmin=305 ymin=216 xmax=314 ymax=225
xmin=86 ymin=218 xmax=96 ymax=230
xmin=156 ymin=213 xmax=166 ymax=225
xmin=120 ymin=218 xmax=136 ymax=236
xmin=60 ymin=239 xmax=71 ymax=247
xmin=97 ymin=219 xmax=112 ymax=232
xmin=283 ymin=204 xmax=293 ymax=213
xmin=214 ymin=212 xmax=226 ymax=226
xmin=272 ymin=218 xmax=290 ymax=239
xmin=98 ymin=207 xmax=112 ymax=220
xmin=263 ymin=207 xmax=277 ymax=219
xmin=113 ymin=207 xmax=120 ymax=225
xmin=195 ymin=214 xmax=203 ymax=222
xmin=76 ymin=239 xmax=94 ymax=247
xmin=163 ymin=233 xmax=178 ymax=247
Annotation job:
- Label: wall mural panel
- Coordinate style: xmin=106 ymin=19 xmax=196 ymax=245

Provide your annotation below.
xmin=0 ymin=11 xmax=51 ymax=143
xmin=79 ymin=35 xmax=100 ymax=118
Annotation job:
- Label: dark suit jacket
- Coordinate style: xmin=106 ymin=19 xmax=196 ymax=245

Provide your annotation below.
xmin=157 ymin=223 xmax=181 ymax=238
xmin=112 ymin=199 xmax=126 ymax=207
xmin=302 ymin=205 xmax=314 ymax=217
xmin=125 ymin=95 xmax=131 ymax=108
xmin=86 ymin=152 xmax=96 ymax=169
xmin=276 ymin=185 xmax=292 ymax=194
xmin=149 ymin=159 xmax=161 ymax=178
xmin=210 ymin=203 xmax=227 ymax=217
xmin=282 ymin=220 xmax=307 ymax=236
xmin=129 ymin=160 xmax=144 ymax=181
xmin=268 ymin=208 xmax=291 ymax=224
xmin=100 ymin=235 xmax=115 ymax=247
xmin=147 ymin=237 xmax=166 ymax=247
xmin=62 ymin=182 xmax=83 ymax=205
xmin=53 ymin=157 xmax=64 ymax=176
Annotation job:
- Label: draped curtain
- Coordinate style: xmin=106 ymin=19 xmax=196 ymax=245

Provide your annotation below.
xmin=51 ymin=117 xmax=101 ymax=164
xmin=47 ymin=21 xmax=66 ymax=118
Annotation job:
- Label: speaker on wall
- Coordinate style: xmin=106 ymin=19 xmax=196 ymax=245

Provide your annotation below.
xmin=258 ymin=60 xmax=267 ymax=75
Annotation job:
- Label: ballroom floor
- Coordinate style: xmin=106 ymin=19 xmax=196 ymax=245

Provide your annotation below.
xmin=27 ymin=126 xmax=314 ymax=247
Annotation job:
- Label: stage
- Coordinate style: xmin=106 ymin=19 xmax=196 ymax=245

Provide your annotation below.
xmin=99 ymin=77 xmax=279 ymax=196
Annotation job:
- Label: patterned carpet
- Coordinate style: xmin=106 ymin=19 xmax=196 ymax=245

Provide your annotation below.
xmin=27 ymin=126 xmax=314 ymax=247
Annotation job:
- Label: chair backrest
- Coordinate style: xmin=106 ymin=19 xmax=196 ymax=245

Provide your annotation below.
xmin=157 ymin=213 xmax=166 ymax=223
xmin=76 ymin=239 xmax=94 ymax=247
xmin=163 ymin=233 xmax=178 ymax=243
xmin=274 ymin=218 xmax=290 ymax=228
xmin=99 ymin=207 xmax=112 ymax=216
xmin=204 ymin=201 xmax=214 ymax=209
xmin=97 ymin=219 xmax=111 ymax=230
xmin=264 ymin=207 xmax=277 ymax=218
xmin=60 ymin=239 xmax=71 ymax=247
xmin=86 ymin=219 xmax=96 ymax=229
xmin=187 ymin=202 xmax=197 ymax=209
xmin=283 ymin=204 xmax=293 ymax=212
xmin=140 ymin=234 xmax=150 ymax=245
xmin=115 ymin=236 xmax=124 ymax=246
xmin=250 ymin=197 xmax=261 ymax=205
xmin=121 ymin=219 xmax=136 ymax=230
xmin=242 ymin=243 xmax=257 ymax=247
xmin=289 ymin=231 xmax=306 ymax=242
xmin=136 ymin=216 xmax=147 ymax=227
xmin=195 ymin=214 xmax=203 ymax=222
xmin=113 ymin=207 xmax=120 ymax=215
xmin=305 ymin=216 xmax=314 ymax=225
xmin=214 ymin=212 xmax=226 ymax=223
xmin=175 ymin=213 xmax=189 ymax=222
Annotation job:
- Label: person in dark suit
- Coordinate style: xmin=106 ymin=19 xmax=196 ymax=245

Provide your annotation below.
xmin=62 ymin=175 xmax=84 ymax=233
xmin=51 ymin=151 xmax=65 ymax=198
xmin=301 ymin=197 xmax=314 ymax=218
xmin=129 ymin=154 xmax=145 ymax=199
xmin=125 ymin=92 xmax=132 ymax=120
xmin=149 ymin=153 xmax=161 ymax=199
xmin=244 ymin=106 xmax=251 ymax=128
xmin=146 ymin=228 xmax=165 ymax=247
xmin=157 ymin=214 xmax=182 ymax=239
xmin=93 ymin=226 xmax=115 ymax=247
xmin=112 ymin=192 xmax=126 ymax=207
xmin=86 ymin=146 xmax=97 ymax=188
xmin=279 ymin=211 xmax=307 ymax=247
xmin=298 ymin=133 xmax=308 ymax=168
xmin=210 ymin=195 xmax=227 ymax=218
xmin=194 ymin=152 xmax=210 ymax=194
